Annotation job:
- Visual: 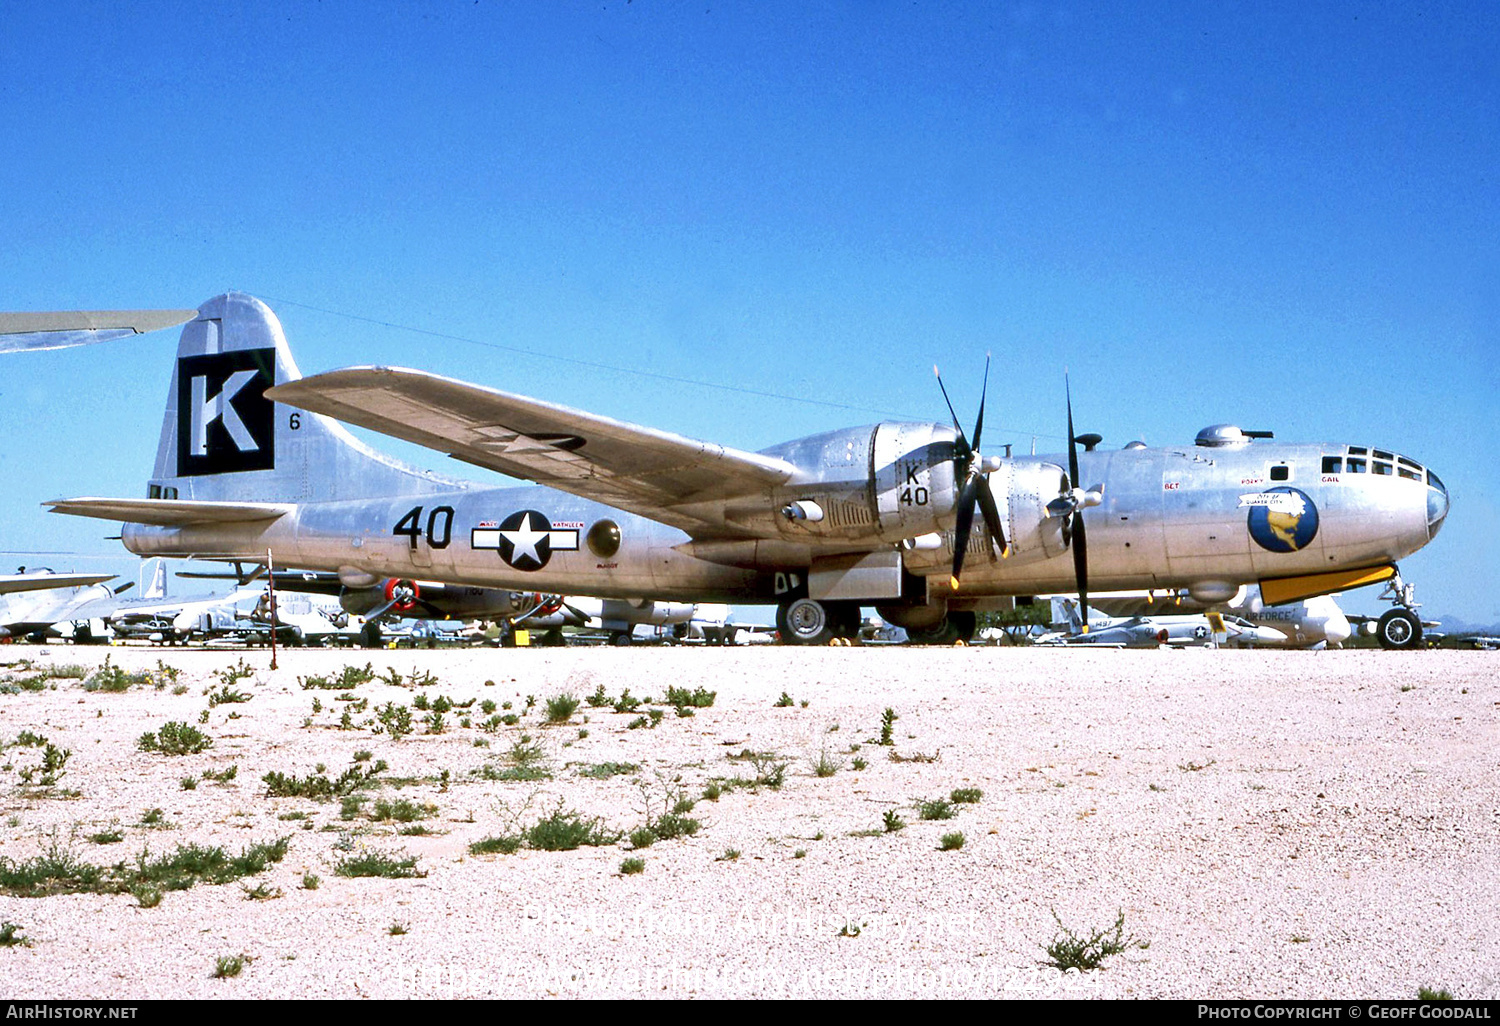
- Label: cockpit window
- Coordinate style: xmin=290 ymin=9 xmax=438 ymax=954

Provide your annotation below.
xmin=1347 ymin=446 xmax=1367 ymax=456
xmin=1321 ymin=456 xmax=1342 ymax=474
xmin=1373 ymin=461 xmax=1392 ymax=476
xmin=1398 ymin=456 xmax=1422 ymax=471
xmin=1398 ymin=466 xmax=1422 ymax=481
xmin=1346 ymin=458 xmax=1366 ymax=473
xmin=1428 ymin=470 xmax=1445 ymax=491
xmin=1373 ymin=449 xmax=1393 ymax=461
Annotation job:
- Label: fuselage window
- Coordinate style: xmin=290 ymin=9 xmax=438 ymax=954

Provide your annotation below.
xmin=1321 ymin=456 xmax=1342 ymax=474
xmin=1346 ymin=458 xmax=1366 ymax=473
xmin=1270 ymin=465 xmax=1289 ymax=481
xmin=1373 ymin=462 xmax=1393 ymax=476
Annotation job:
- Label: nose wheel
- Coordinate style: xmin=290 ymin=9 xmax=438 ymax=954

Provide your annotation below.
xmin=1375 ymin=608 xmax=1422 ymax=650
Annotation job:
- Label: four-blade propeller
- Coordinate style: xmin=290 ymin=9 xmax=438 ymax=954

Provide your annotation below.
xmin=1043 ymin=375 xmax=1104 ymax=631
xmin=934 ymin=357 xmax=1009 ymax=589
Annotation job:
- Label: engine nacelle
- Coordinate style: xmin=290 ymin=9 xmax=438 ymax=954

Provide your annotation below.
xmin=897 ymin=459 xmax=1072 ymax=576
xmin=768 ymin=422 xmax=962 ymax=544
xmin=339 ymin=579 xmax=530 ymax=620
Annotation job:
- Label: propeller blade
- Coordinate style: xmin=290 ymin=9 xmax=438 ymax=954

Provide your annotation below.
xmin=364 ymin=598 xmax=399 ymax=621
xmin=414 ymin=598 xmax=447 ymax=620
xmin=951 ymin=473 xmax=980 ymax=587
xmin=970 ymin=354 xmax=991 ymax=454
xmin=1066 ymin=373 xmax=1080 ymax=487
xmin=975 ymin=474 xmax=1009 ymax=557
xmin=1072 ymin=508 xmax=1090 ymax=632
xmin=933 ymin=365 xmax=971 ymax=456
xmin=1063 ymin=373 xmax=1091 ymax=630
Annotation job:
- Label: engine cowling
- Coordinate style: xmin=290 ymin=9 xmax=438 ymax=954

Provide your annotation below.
xmin=768 ymin=422 xmax=963 ymax=544
xmin=339 ymin=579 xmax=531 ymax=620
xmin=897 ymin=459 xmax=1072 ymax=575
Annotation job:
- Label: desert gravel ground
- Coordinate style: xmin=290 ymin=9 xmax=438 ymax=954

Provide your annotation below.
xmin=0 ymin=644 xmax=1495 ymax=1000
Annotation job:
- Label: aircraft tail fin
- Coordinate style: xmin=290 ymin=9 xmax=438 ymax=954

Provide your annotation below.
xmin=1051 ymin=596 xmax=1084 ymax=633
xmin=141 ymin=559 xmax=166 ymax=600
xmin=148 ymin=293 xmax=471 ymax=504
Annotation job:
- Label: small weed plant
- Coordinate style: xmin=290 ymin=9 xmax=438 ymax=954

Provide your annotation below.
xmin=545 ymin=693 xmax=580 ymax=723
xmin=1041 ymin=910 xmax=1148 ymax=971
xmin=137 ymin=722 xmax=212 ymax=755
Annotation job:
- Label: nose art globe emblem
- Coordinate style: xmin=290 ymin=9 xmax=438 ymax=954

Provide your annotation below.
xmin=1243 ymin=486 xmax=1320 ymax=553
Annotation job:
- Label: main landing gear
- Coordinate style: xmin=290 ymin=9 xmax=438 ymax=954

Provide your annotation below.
xmin=775 ymin=598 xmax=861 ymax=645
xmin=1374 ymin=567 xmax=1424 ymax=651
xmin=773 ymin=598 xmax=978 ymax=645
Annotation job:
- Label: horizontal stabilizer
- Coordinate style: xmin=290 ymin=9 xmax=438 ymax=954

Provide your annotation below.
xmin=46 ymin=497 xmax=294 ymax=527
xmin=0 ymin=572 xmax=114 ymax=595
xmin=0 ymin=309 xmax=198 ymax=353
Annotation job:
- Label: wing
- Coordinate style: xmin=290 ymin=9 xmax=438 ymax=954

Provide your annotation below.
xmin=269 ymin=368 xmax=798 ymax=534
xmin=0 ymin=309 xmax=197 ymax=353
xmin=46 ymin=498 xmax=294 ymax=527
xmin=0 ymin=572 xmax=114 ymax=595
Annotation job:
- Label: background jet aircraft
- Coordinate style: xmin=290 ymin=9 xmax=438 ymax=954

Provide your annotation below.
xmin=18 ymin=294 xmax=1449 ymax=645
xmin=1085 ymin=584 xmax=1353 ymax=649
xmin=1040 ymin=597 xmax=1288 ymax=648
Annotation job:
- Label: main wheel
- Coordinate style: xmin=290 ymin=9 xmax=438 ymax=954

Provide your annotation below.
xmin=906 ymin=616 xmax=961 ymax=646
xmin=360 ymin=622 xmax=383 ymax=649
xmin=777 ymin=597 xmax=834 ymax=645
xmin=948 ymin=611 xmax=978 ymax=644
xmin=826 ymin=602 xmax=862 ymax=642
xmin=1376 ymin=608 xmax=1422 ymax=650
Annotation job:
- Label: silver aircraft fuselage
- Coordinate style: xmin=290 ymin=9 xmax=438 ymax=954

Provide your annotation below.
xmin=118 ymin=436 xmax=1446 ymax=607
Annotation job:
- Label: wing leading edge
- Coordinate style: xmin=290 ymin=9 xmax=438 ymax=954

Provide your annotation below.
xmin=269 ymin=368 xmax=798 ymax=534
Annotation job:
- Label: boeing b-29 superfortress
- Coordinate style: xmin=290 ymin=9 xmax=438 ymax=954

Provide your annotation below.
xmin=6 ymin=293 xmax=1448 ymax=648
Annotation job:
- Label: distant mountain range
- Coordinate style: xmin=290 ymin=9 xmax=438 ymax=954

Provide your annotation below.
xmin=1426 ymin=614 xmax=1500 ymax=636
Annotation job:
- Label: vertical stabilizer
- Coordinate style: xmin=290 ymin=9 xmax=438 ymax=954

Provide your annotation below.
xmin=141 ymin=559 xmax=166 ymax=600
xmin=149 ymin=293 xmax=469 ymax=504
xmin=1051 ymin=596 xmax=1084 ymax=633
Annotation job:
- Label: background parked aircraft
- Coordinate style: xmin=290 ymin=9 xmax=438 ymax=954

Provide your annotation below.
xmin=1086 ymin=584 xmax=1353 ymax=649
xmin=0 ymin=568 xmax=121 ymax=641
xmin=1039 ymin=597 xmax=1288 ymax=648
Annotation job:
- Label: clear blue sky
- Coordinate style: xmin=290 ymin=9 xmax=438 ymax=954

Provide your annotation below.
xmin=2 ymin=2 xmax=1495 ymax=623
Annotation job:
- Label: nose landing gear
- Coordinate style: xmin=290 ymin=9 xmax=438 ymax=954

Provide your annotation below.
xmin=1374 ymin=568 xmax=1424 ymax=650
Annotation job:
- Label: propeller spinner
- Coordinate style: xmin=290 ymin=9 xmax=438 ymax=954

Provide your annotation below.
xmin=934 ymin=357 xmax=1010 ymax=589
